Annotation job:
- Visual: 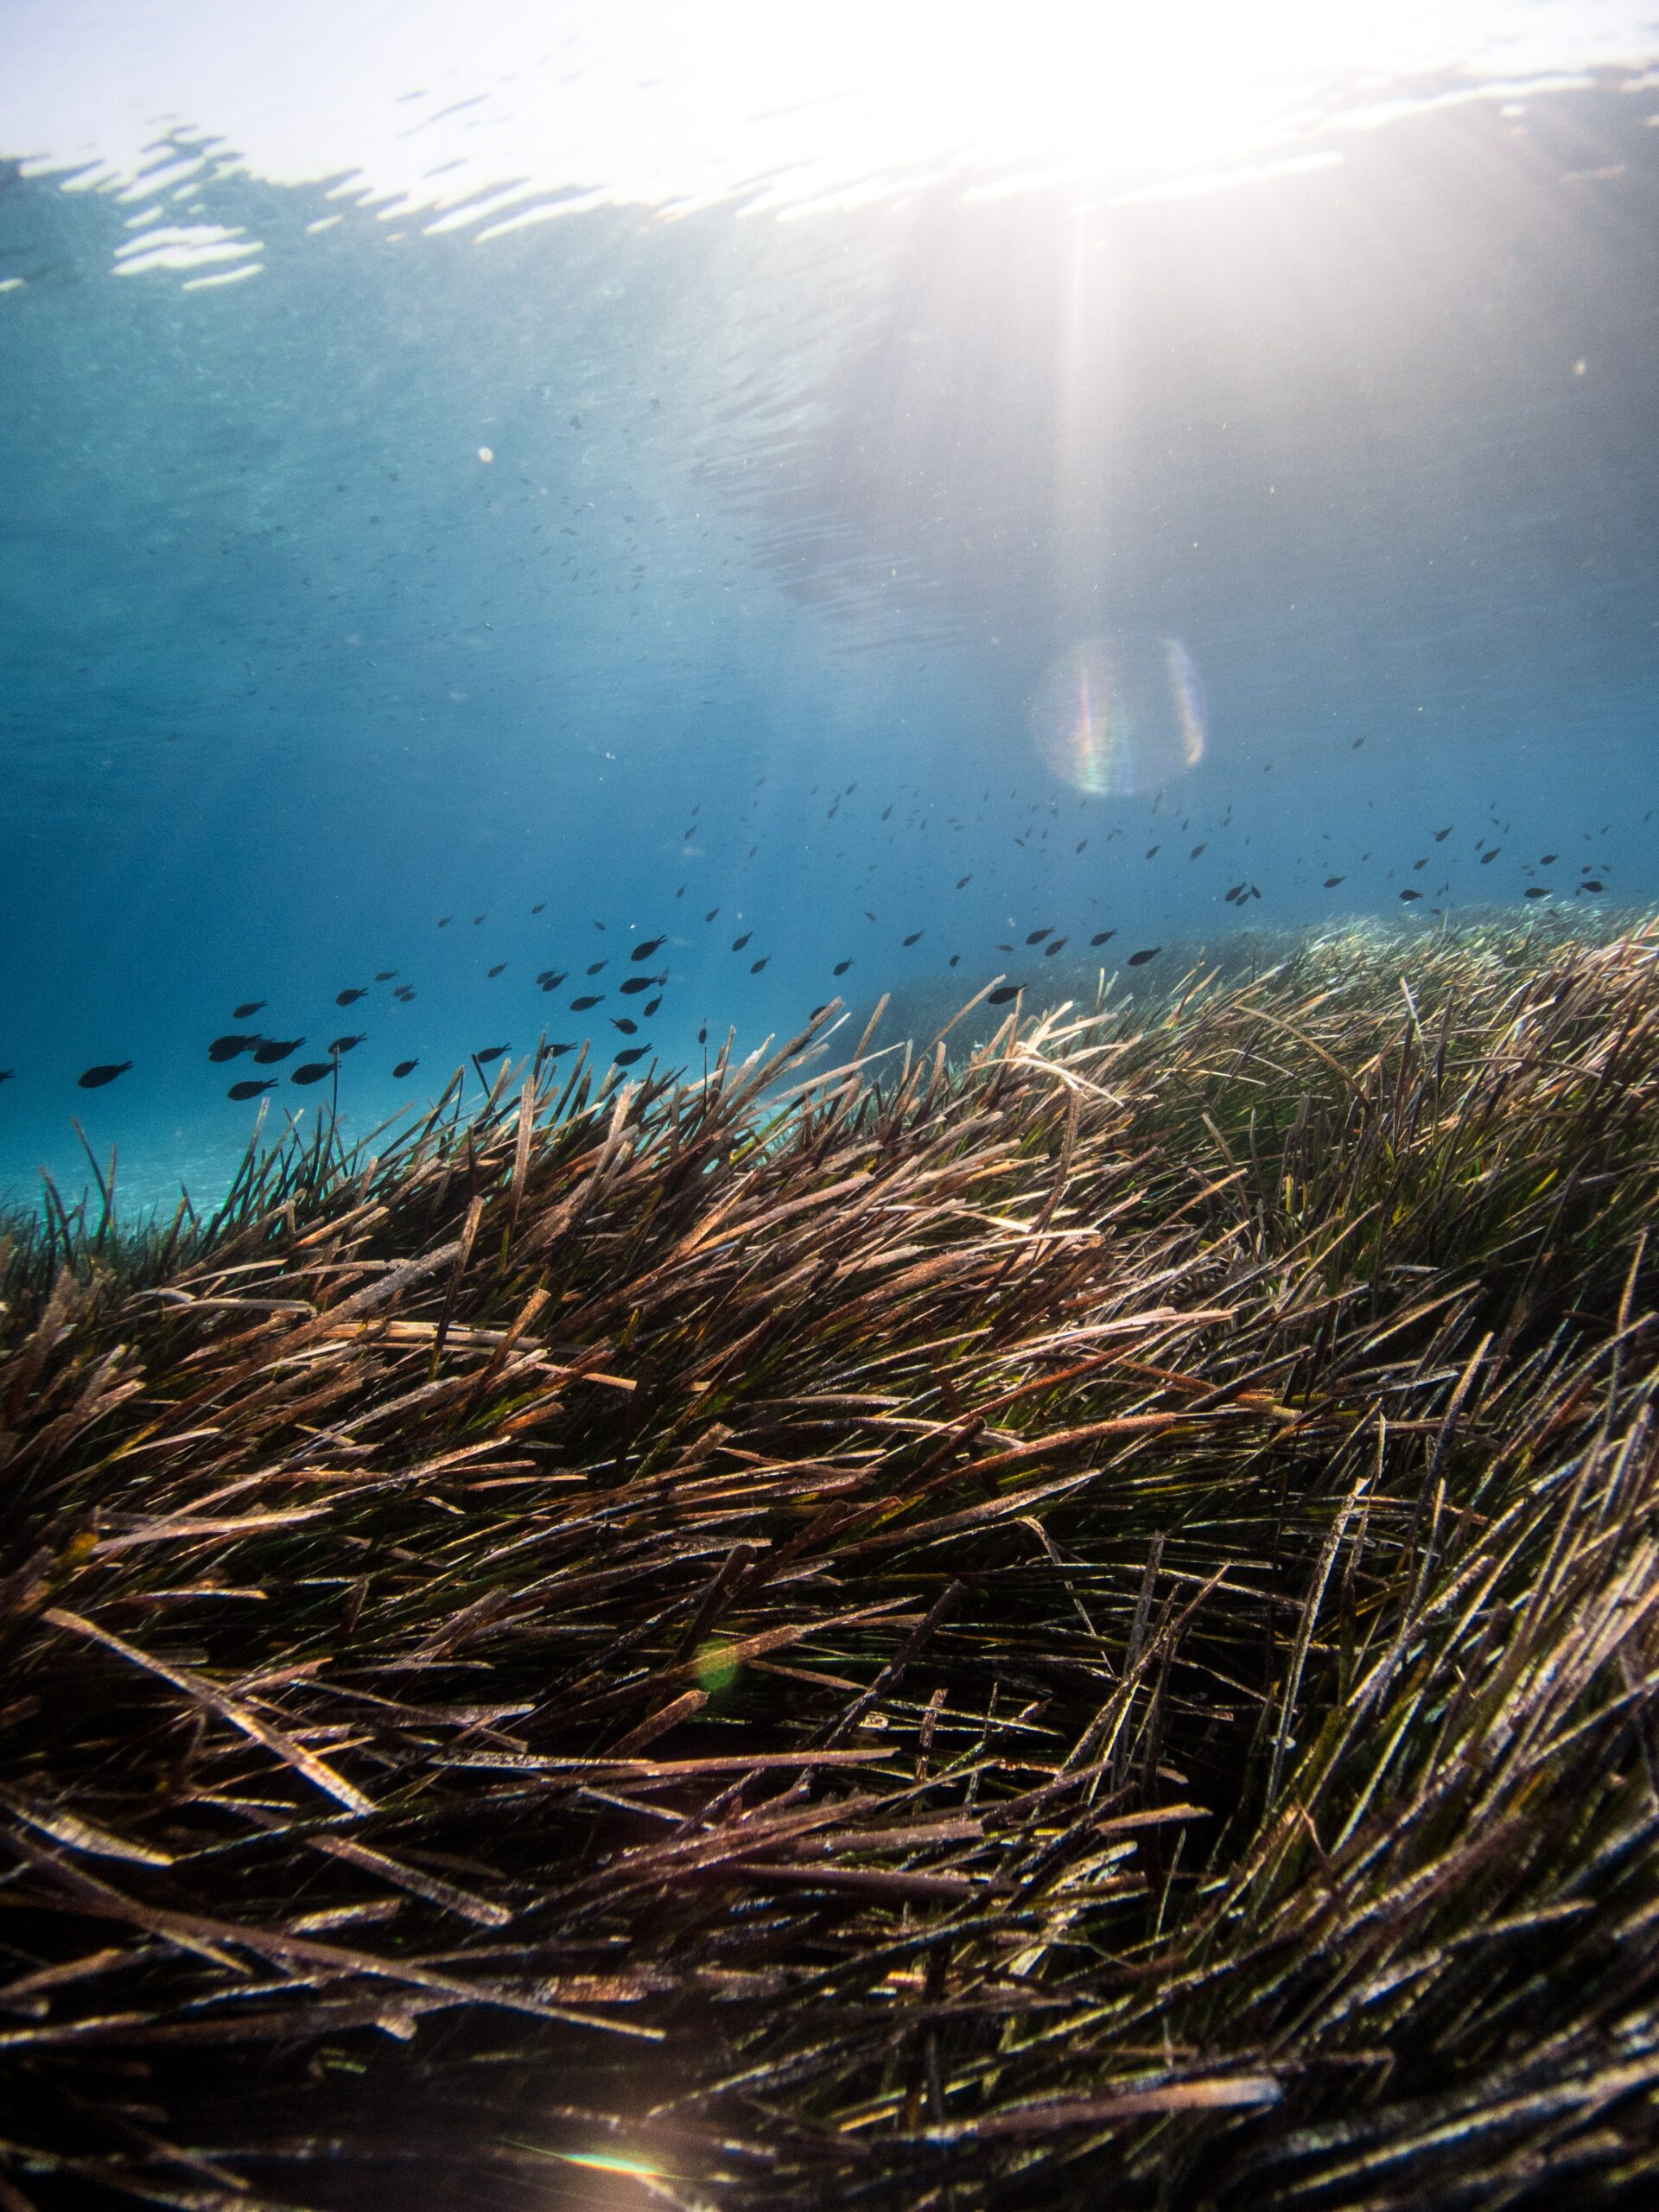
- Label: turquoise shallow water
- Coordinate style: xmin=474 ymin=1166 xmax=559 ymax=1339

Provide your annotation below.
xmin=3 ymin=18 xmax=1658 ymax=1217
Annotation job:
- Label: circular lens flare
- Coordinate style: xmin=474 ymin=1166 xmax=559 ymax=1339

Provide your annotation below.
xmin=1030 ymin=634 xmax=1208 ymax=797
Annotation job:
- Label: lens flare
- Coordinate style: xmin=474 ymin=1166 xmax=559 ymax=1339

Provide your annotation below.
xmin=1029 ymin=634 xmax=1208 ymax=797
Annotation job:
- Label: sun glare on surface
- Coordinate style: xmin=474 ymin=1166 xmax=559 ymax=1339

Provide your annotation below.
xmin=6 ymin=0 xmax=1656 ymax=220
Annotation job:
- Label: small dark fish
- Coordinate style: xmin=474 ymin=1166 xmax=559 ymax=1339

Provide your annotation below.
xmin=375 ymin=970 xmax=397 ymax=982
xmin=531 ymin=901 xmax=546 ymax=913
xmin=570 ymin=994 xmax=603 ymax=1010
xmin=1581 ymin=879 xmax=1605 ymax=893
xmin=1026 ymin=928 xmax=1052 ymax=945
xmin=833 ymin=959 xmax=852 ymax=976
xmin=1128 ymin=946 xmax=1161 ymax=967
xmin=1524 ymin=886 xmax=1551 ymax=899
xmin=1190 ymin=843 xmax=1205 ymax=859
xmin=949 ymin=955 xmax=961 ymax=967
xmin=698 ymin=1025 xmax=709 ymax=1044
xmin=394 ymin=986 xmax=417 ymax=1002
xmin=987 ymin=985 xmax=1020 ymax=1006
xmin=1480 ymin=849 xmax=1499 ymax=864
xmin=1146 ymin=844 xmax=1160 ymax=859
xmin=613 ymin=1017 xmax=639 ymax=1034
xmin=1540 ymin=853 xmax=1557 ymax=865
xmin=208 ymin=1033 xmax=257 ymax=1062
xmin=1399 ymin=888 xmax=1422 ymax=902
xmin=1090 ymin=931 xmax=1116 ymax=946
xmin=587 ymin=959 xmax=607 ymax=976
xmin=956 ymin=874 xmax=971 ymax=888
xmin=1044 ymin=937 xmax=1066 ymax=957
xmin=474 ymin=914 xmax=486 ymax=925
xmin=1250 ymin=886 xmax=1262 ymax=901
xmin=330 ymin=1034 xmax=365 ymax=1054
xmin=227 ymin=1078 xmax=276 ymax=1101
xmin=643 ymin=995 xmax=662 ymax=1015
xmin=335 ymin=988 xmax=366 ymax=1006
xmin=1323 ymin=875 xmax=1344 ymax=888
xmin=474 ymin=1045 xmax=510 ymax=1064
xmin=543 ymin=1043 xmax=575 ymax=1058
xmin=1352 ymin=735 xmax=1366 ymax=747
xmin=1224 ymin=882 xmax=1247 ymax=904
xmin=393 ymin=1059 xmax=418 ymax=1078
xmin=903 ymin=931 xmax=923 ymax=946
xmin=0 ymin=1071 xmax=11 ymax=1085
xmin=232 ymin=1000 xmax=265 ymax=1020
xmin=1433 ymin=827 xmax=1452 ymax=842
xmin=77 ymin=1062 xmax=131 ymax=1089
xmin=632 ymin=935 xmax=666 ymax=962
xmin=732 ymin=931 xmax=753 ymax=951
xmin=487 ymin=963 xmax=507 ymax=977
xmin=705 ymin=906 xmax=720 ymax=922
xmin=750 ymin=956 xmax=769 ymax=973
xmin=252 ymin=1038 xmax=303 ymax=1064
xmin=1413 ymin=857 xmax=1428 ymax=870
xmin=620 ymin=976 xmax=656 ymax=995
xmin=438 ymin=914 xmax=452 ymax=927
xmin=291 ymin=1063 xmax=334 ymax=1085
xmin=614 ymin=1045 xmax=649 ymax=1065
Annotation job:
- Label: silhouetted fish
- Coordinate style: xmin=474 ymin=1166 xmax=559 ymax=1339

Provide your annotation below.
xmin=1581 ymin=879 xmax=1605 ymax=893
xmin=732 ymin=931 xmax=752 ymax=951
xmin=487 ymin=963 xmax=507 ymax=977
xmin=1481 ymin=849 xmax=1499 ymax=864
xmin=1128 ymin=947 xmax=1161 ymax=967
xmin=1541 ymin=853 xmax=1557 ymax=865
xmin=705 ymin=907 xmax=719 ymax=922
xmin=291 ymin=1063 xmax=334 ymax=1085
xmin=531 ymin=901 xmax=545 ymax=913
xmin=1146 ymin=844 xmax=1160 ymax=858
xmin=1044 ymin=937 xmax=1066 ymax=956
xmin=957 ymin=874 xmax=971 ymax=888
xmin=987 ymin=985 xmax=1020 ymax=1005
xmin=613 ymin=1017 xmax=639 ymax=1034
xmin=1324 ymin=875 xmax=1344 ymax=888
xmin=632 ymin=935 xmax=666 ymax=962
xmin=643 ymin=995 xmax=662 ymax=1016
xmin=614 ymin=1046 xmax=649 ymax=1065
xmin=209 ymin=1034 xmax=257 ymax=1062
xmin=393 ymin=1059 xmax=418 ymax=1078
xmin=1400 ymin=888 xmax=1422 ymax=901
xmin=227 ymin=1079 xmax=276 ymax=1101
xmin=394 ymin=986 xmax=416 ymax=1001
xmin=335 ymin=988 xmax=366 ymax=1006
xmin=232 ymin=1001 xmax=265 ymax=1020
xmin=1090 ymin=931 xmax=1116 ymax=946
xmin=438 ymin=915 xmax=452 ymax=927
xmin=903 ymin=931 xmax=923 ymax=946
xmin=619 ymin=976 xmax=656 ymax=995
xmin=475 ymin=1045 xmax=509 ymax=1064
xmin=375 ymin=970 xmax=397 ymax=982
xmin=1433 ymin=827 xmax=1452 ymax=842
xmin=750 ymin=957 xmax=769 ymax=973
xmin=570 ymin=994 xmax=602 ymax=1010
xmin=77 ymin=1063 xmax=131 ymax=1089
xmin=253 ymin=1038 xmax=303 ymax=1065
xmin=1525 ymin=886 xmax=1551 ymax=899
xmin=698 ymin=1026 xmax=709 ymax=1044
xmin=834 ymin=959 xmax=852 ymax=975
xmin=1026 ymin=928 xmax=1052 ymax=944
xmin=330 ymin=1034 xmax=365 ymax=1054
xmin=1190 ymin=843 xmax=1205 ymax=859
xmin=586 ymin=959 xmax=607 ymax=976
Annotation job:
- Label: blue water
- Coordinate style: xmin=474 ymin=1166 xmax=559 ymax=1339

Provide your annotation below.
xmin=3 ymin=44 xmax=1658 ymax=1216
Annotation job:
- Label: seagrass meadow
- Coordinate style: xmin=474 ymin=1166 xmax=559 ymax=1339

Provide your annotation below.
xmin=8 ymin=914 xmax=1659 ymax=2212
